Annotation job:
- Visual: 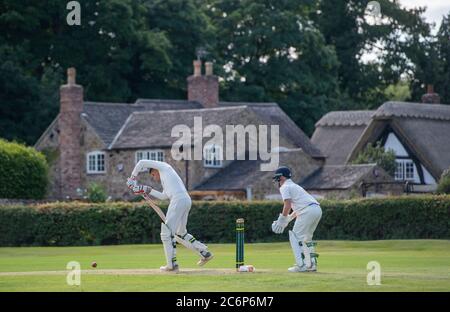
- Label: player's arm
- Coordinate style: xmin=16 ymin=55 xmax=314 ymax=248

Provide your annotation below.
xmin=150 ymin=189 xmax=169 ymax=200
xmin=272 ymin=187 xmax=292 ymax=234
xmin=282 ymin=199 xmax=292 ymax=216
xmin=127 ymin=160 xmax=166 ymax=195
xmin=131 ymin=160 xmax=166 ymax=177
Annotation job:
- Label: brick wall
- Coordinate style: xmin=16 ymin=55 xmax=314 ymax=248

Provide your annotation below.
xmin=58 ymin=68 xmax=84 ymax=199
xmin=35 ymin=119 xmax=61 ymax=199
xmin=82 ymin=121 xmax=108 ymax=197
xmin=187 ymin=60 xmax=219 ymax=108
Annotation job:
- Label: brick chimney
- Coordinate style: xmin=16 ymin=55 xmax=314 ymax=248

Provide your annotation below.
xmin=58 ymin=68 xmax=83 ymax=199
xmin=187 ymin=60 xmax=219 ymax=108
xmin=421 ymin=84 xmax=440 ymax=104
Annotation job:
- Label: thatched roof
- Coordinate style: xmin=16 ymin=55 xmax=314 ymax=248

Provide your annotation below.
xmin=374 ymin=101 xmax=450 ymax=120
xmin=300 ymin=164 xmax=380 ymax=190
xmin=311 ymin=111 xmax=374 ymax=165
xmin=391 ymin=118 xmax=450 ymax=178
xmin=349 ymin=102 xmax=450 ymax=179
xmin=313 ymin=101 xmax=450 ymax=180
xmin=315 ymin=110 xmax=374 ymax=126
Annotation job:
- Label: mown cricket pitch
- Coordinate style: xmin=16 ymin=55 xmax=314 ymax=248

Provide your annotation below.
xmin=0 ymin=241 xmax=449 ymax=291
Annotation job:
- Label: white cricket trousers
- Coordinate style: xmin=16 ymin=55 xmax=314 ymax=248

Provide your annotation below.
xmin=164 ymin=194 xmax=192 ymax=236
xmin=293 ymin=204 xmax=322 ymax=241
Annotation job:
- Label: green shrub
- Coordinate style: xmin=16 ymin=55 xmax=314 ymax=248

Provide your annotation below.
xmin=0 ymin=139 xmax=48 ymax=199
xmin=87 ymin=183 xmax=107 ymax=203
xmin=437 ymin=168 xmax=450 ymax=194
xmin=0 ymin=196 xmax=449 ymax=246
xmin=352 ymin=141 xmax=396 ymax=176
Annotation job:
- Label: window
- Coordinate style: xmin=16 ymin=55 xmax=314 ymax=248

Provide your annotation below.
xmin=203 ymin=144 xmax=222 ymax=168
xmin=136 ymin=150 xmax=164 ymax=163
xmin=87 ymin=151 xmax=106 ymax=174
xmin=394 ymin=159 xmax=415 ymax=181
xmin=405 ymin=162 xmax=415 ymax=180
xmin=394 ymin=161 xmax=404 ymax=180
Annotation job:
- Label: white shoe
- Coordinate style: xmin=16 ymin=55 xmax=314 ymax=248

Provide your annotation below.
xmin=288 ymin=264 xmax=317 ymax=273
xmin=160 ymin=264 xmax=179 ymax=273
xmin=197 ymin=251 xmax=214 ymax=266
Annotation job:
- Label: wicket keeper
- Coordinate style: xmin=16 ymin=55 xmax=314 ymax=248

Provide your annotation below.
xmin=271 ymin=166 xmax=322 ymax=272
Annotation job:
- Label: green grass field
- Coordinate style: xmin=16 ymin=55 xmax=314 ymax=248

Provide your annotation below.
xmin=0 ymin=240 xmax=449 ymax=292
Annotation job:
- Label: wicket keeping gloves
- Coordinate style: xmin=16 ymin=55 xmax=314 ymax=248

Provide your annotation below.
xmin=132 ymin=185 xmax=152 ymax=195
xmin=271 ymin=214 xmax=289 ymax=234
xmin=126 ymin=176 xmax=137 ymax=190
xmin=271 ymin=222 xmax=284 ymax=234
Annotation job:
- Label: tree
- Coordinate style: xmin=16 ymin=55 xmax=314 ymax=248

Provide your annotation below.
xmin=435 ymin=13 xmax=450 ymax=104
xmin=352 ymin=141 xmax=396 ymax=176
xmin=0 ymin=0 xmax=172 ymax=144
xmin=0 ymin=44 xmax=61 ymax=144
xmin=205 ymin=0 xmax=340 ymax=135
xmin=411 ymin=12 xmax=450 ymax=104
xmin=315 ymin=0 xmax=431 ymax=109
xmin=141 ymin=0 xmax=215 ymax=99
xmin=384 ymin=80 xmax=411 ymax=101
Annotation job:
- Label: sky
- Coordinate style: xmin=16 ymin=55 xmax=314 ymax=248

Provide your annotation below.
xmin=361 ymin=0 xmax=449 ymax=63
xmin=400 ymin=0 xmax=450 ymax=33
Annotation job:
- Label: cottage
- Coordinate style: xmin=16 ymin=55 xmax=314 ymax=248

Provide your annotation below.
xmin=35 ymin=62 xmax=326 ymax=200
xmin=300 ymin=164 xmax=403 ymax=199
xmin=311 ymin=87 xmax=450 ymax=193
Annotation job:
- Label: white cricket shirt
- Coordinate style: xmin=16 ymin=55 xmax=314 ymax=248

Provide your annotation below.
xmin=279 ymin=179 xmax=319 ymax=213
xmin=131 ymin=160 xmax=188 ymax=200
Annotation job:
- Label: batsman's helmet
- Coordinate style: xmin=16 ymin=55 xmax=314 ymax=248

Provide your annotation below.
xmin=272 ymin=166 xmax=292 ymax=182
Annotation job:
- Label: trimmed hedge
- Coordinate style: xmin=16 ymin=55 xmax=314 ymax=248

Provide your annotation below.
xmin=0 ymin=196 xmax=449 ymax=246
xmin=0 ymin=139 xmax=48 ymax=199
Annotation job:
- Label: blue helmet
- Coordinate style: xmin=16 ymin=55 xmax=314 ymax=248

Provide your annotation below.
xmin=272 ymin=166 xmax=292 ymax=182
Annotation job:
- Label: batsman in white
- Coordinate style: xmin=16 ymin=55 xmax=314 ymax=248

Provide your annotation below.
xmin=127 ymin=160 xmax=213 ymax=272
xmin=271 ymin=166 xmax=322 ymax=272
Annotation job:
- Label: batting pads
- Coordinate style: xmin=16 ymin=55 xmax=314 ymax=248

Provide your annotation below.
xmin=161 ymin=223 xmax=177 ymax=269
xmin=289 ymin=230 xmax=319 ymax=269
xmin=176 ymin=233 xmax=208 ymax=257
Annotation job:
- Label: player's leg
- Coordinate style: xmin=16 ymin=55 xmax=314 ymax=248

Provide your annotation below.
xmin=159 ymin=223 xmax=178 ymax=272
xmin=306 ymin=205 xmax=322 ymax=269
xmin=290 ymin=205 xmax=322 ymax=272
xmin=288 ymin=215 xmax=310 ymax=272
xmin=289 ymin=230 xmax=304 ymax=268
xmin=174 ymin=197 xmax=214 ymax=266
xmin=298 ymin=205 xmax=322 ymax=269
xmin=159 ymin=199 xmax=186 ymax=272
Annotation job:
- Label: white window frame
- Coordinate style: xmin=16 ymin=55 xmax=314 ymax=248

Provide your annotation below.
xmin=203 ymin=144 xmax=223 ymax=168
xmin=86 ymin=151 xmax=106 ymax=174
xmin=394 ymin=159 xmax=416 ymax=181
xmin=135 ymin=149 xmax=165 ymax=164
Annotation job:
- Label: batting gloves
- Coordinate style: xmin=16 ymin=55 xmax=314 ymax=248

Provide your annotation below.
xmin=132 ymin=185 xmax=152 ymax=195
xmin=126 ymin=176 xmax=137 ymax=190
